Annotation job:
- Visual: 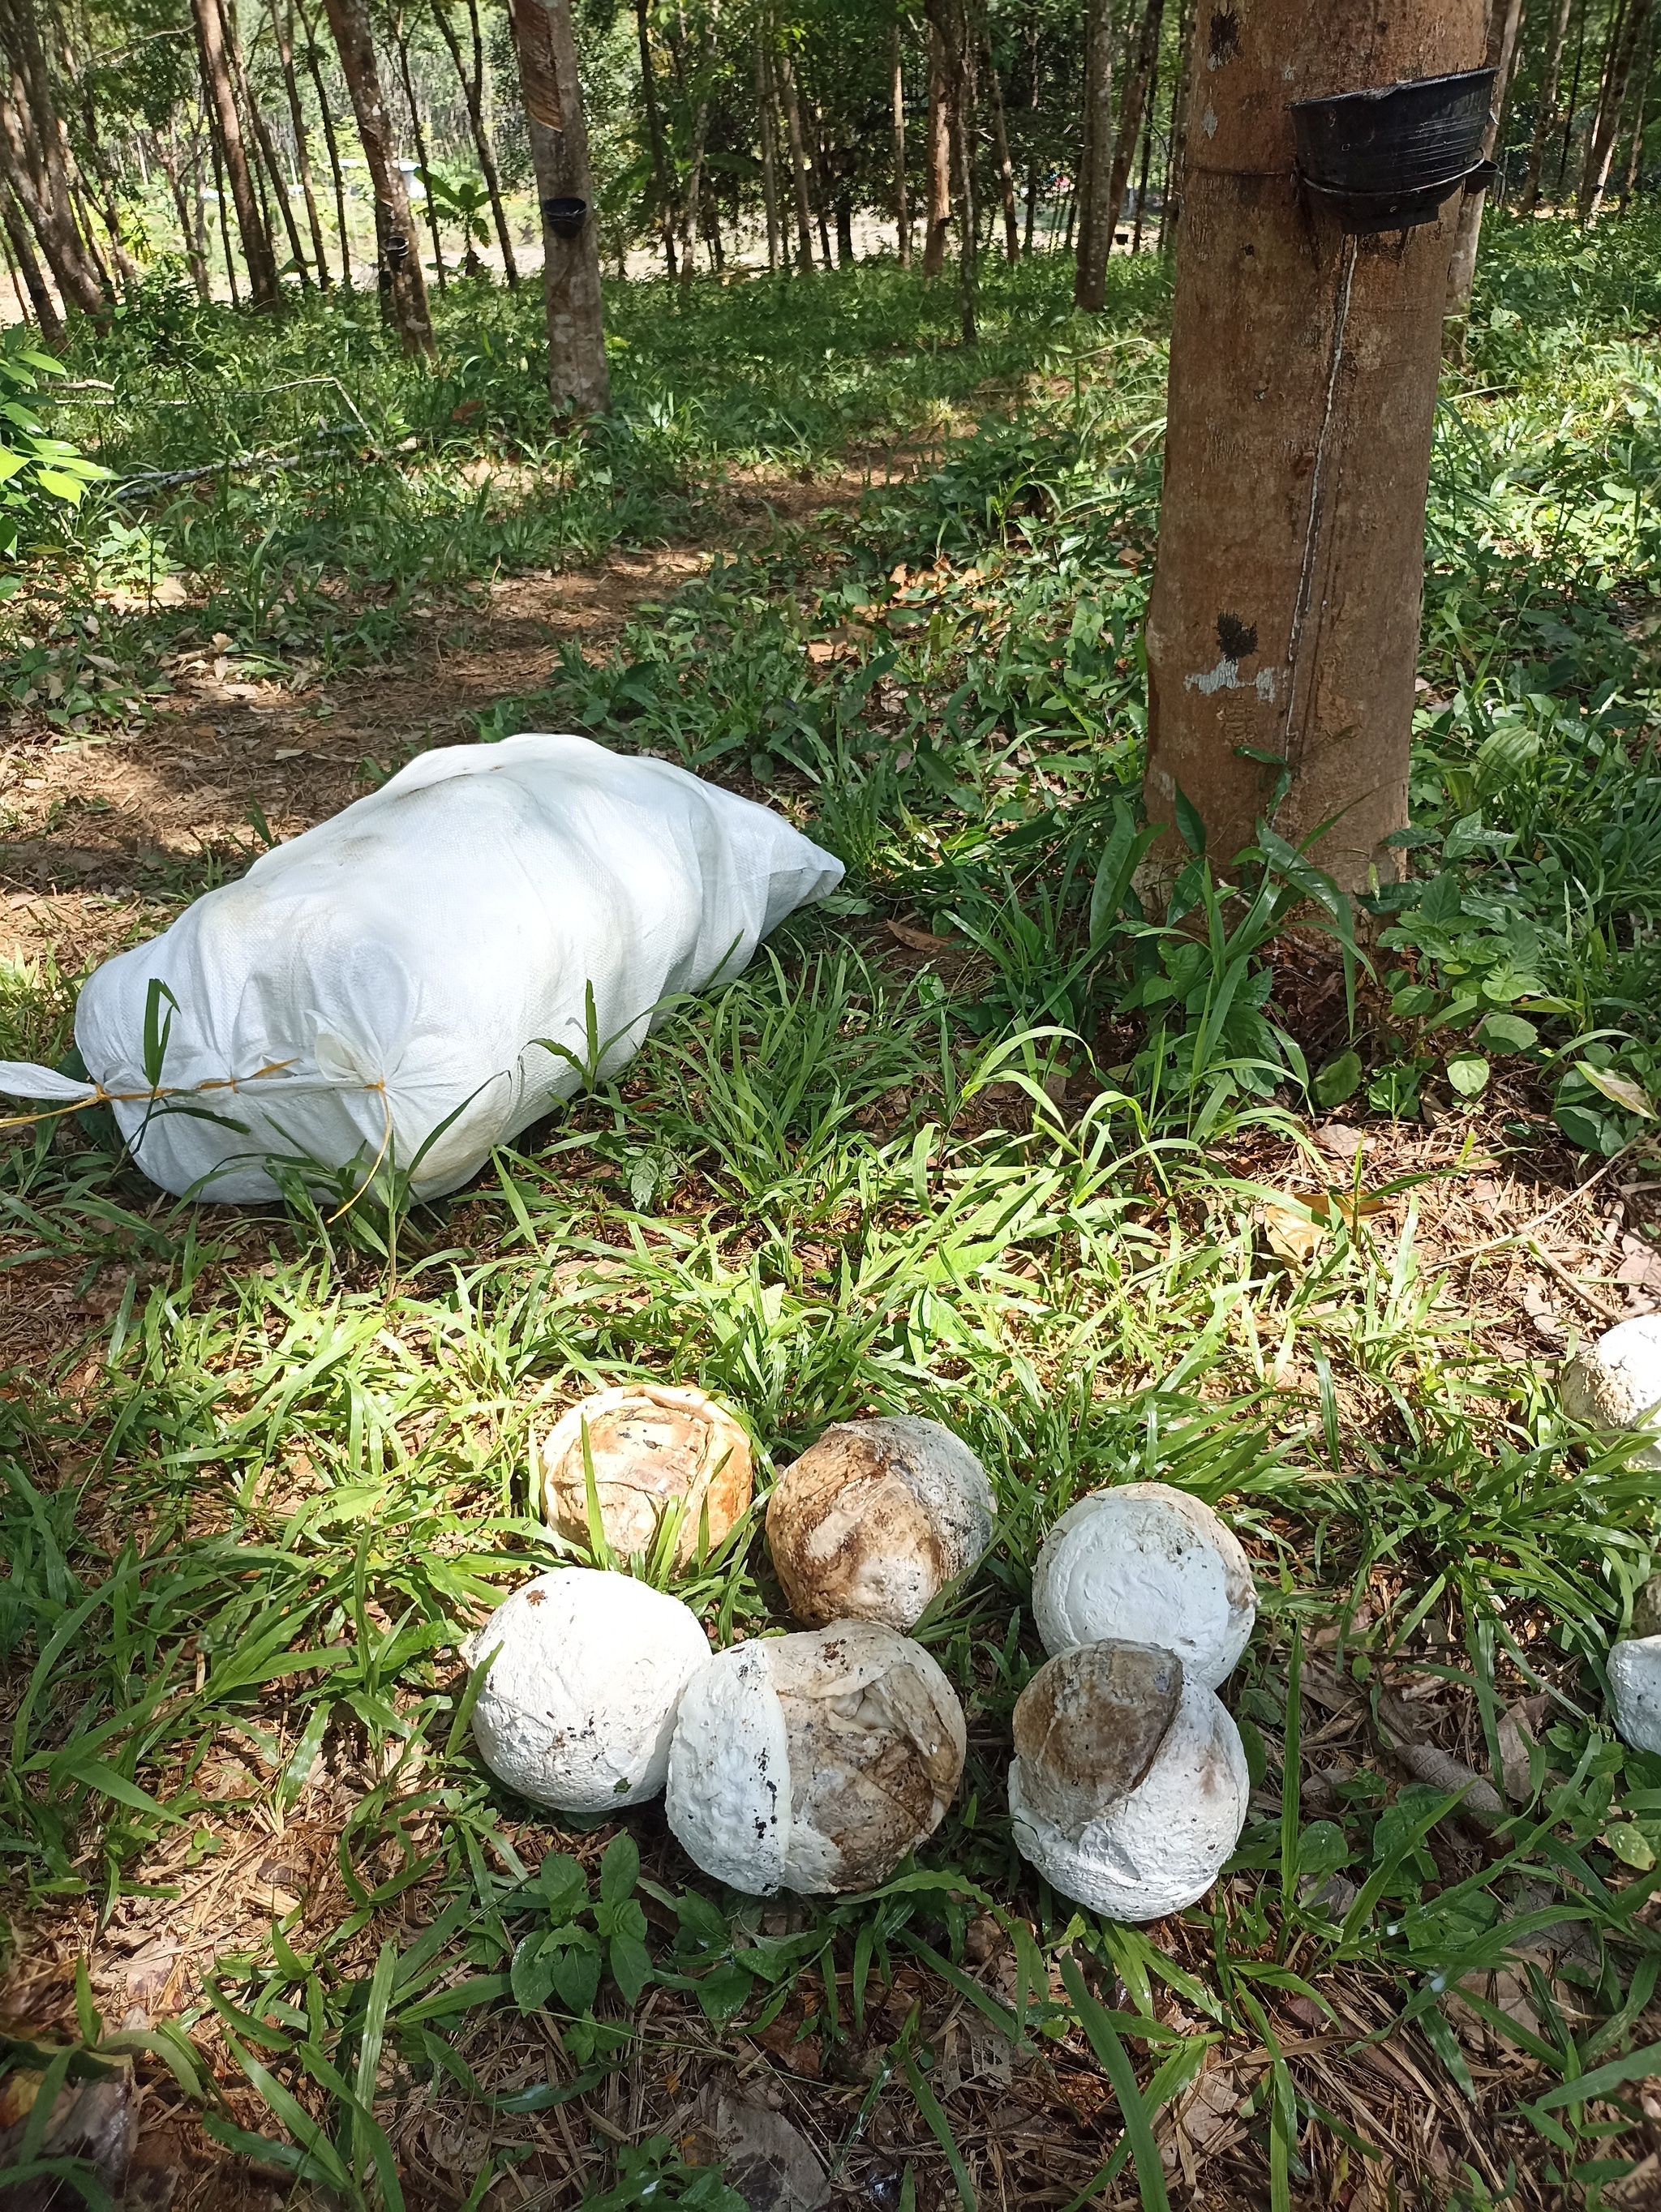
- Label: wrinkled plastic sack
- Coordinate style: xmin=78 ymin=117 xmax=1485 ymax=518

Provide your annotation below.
xmin=0 ymin=734 xmax=843 ymax=1202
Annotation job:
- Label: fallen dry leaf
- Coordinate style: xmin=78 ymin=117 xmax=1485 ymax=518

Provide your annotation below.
xmin=886 ymin=918 xmax=956 ymax=954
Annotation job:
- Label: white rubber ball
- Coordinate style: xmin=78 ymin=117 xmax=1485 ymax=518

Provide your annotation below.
xmin=665 ymin=1619 xmax=967 ymax=1895
xmin=1608 ymin=1635 xmax=1661 ymax=1756
xmin=1564 ymin=1316 xmax=1661 ymax=1471
xmin=1008 ymin=1642 xmax=1249 ymax=1923
xmin=1032 ymin=1481 xmax=1255 ymax=1687
xmin=465 ymin=1567 xmax=710 ymax=1813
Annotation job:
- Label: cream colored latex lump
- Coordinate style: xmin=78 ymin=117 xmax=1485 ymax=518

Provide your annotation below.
xmin=466 ymin=1568 xmax=710 ymax=1812
xmin=542 ymin=1383 xmax=753 ymax=1570
xmin=665 ymin=1619 xmax=967 ymax=1894
xmin=1564 ymin=1317 xmax=1661 ymax=1471
xmin=1008 ymin=1639 xmax=1249 ymax=1922
xmin=1032 ymin=1481 xmax=1255 ymax=1687
xmin=1608 ymin=1636 xmax=1661 ymax=1755
xmin=766 ymin=1416 xmax=995 ymax=1631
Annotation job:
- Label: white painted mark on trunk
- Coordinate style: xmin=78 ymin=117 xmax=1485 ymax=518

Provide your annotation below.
xmin=1185 ymin=658 xmax=1277 ymax=702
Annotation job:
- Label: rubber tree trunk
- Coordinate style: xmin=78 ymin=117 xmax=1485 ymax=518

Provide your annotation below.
xmin=891 ymin=15 xmax=911 ymax=264
xmin=1158 ymin=0 xmax=1195 ymax=249
xmin=922 ymin=11 xmax=952 ymax=271
xmin=0 ymin=181 xmax=59 ymax=337
xmin=1556 ymin=0 xmax=1590 ymax=195
xmin=778 ymin=45 xmax=816 ymax=268
xmin=933 ymin=0 xmax=976 ymax=337
xmin=1521 ymin=0 xmax=1574 ymax=206
xmin=161 ymin=130 xmax=213 ymax=298
xmin=1620 ymin=21 xmax=1655 ymax=201
xmin=393 ymin=11 xmax=446 ymax=286
xmin=678 ymin=93 xmax=712 ymax=279
xmin=273 ymin=0 xmax=333 ymax=281
xmin=1142 ymin=0 xmax=1485 ymax=892
xmin=1073 ymin=0 xmax=1115 ymax=307
xmin=1447 ymin=0 xmax=1526 ymax=313
xmin=432 ymin=0 xmax=519 ymax=282
xmin=0 ymin=0 xmax=110 ymax=316
xmin=513 ymin=0 xmax=610 ymax=413
xmin=323 ymin=0 xmax=433 ymax=349
xmin=1107 ymin=0 xmax=1164 ymax=249
xmin=984 ymin=31 xmax=1019 ymax=259
xmin=296 ymin=0 xmax=353 ymax=277
xmin=230 ymin=0 xmax=313 ymax=286
xmin=1582 ymin=0 xmax=1652 ymax=217
xmin=194 ymin=0 xmax=280 ymax=302
xmin=635 ymin=0 xmax=676 ymax=275
xmin=757 ymin=31 xmax=781 ymax=267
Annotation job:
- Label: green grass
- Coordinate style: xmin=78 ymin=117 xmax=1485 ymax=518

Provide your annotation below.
xmin=2 ymin=212 xmax=1661 ymax=2208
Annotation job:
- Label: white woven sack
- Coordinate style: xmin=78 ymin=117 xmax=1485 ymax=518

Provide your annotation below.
xmin=0 ymin=733 xmax=843 ymax=1201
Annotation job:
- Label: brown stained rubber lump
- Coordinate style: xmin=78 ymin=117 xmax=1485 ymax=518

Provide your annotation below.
xmin=541 ymin=1383 xmax=753 ymax=1569
xmin=665 ymin=1619 xmax=967 ymax=1895
xmin=766 ymin=1415 xmax=994 ymax=1631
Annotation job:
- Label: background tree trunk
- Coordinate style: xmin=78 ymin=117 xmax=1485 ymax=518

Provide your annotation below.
xmin=891 ymin=15 xmax=911 ymax=266
xmin=757 ymin=29 xmax=781 ymax=268
xmin=1620 ymin=19 xmax=1655 ymax=201
xmin=1107 ymin=0 xmax=1164 ymax=250
xmin=1158 ymin=0 xmax=1195 ymax=249
xmin=393 ymin=11 xmax=446 ymax=286
xmin=1582 ymin=0 xmax=1651 ymax=217
xmin=296 ymin=0 xmax=353 ymax=277
xmin=1073 ymin=0 xmax=1114 ymax=307
xmin=777 ymin=47 xmax=816 ymax=268
xmin=232 ymin=5 xmax=313 ymax=286
xmin=514 ymin=0 xmax=610 ymax=412
xmin=160 ymin=132 xmax=212 ymax=299
xmin=1555 ymin=0 xmax=1590 ymax=196
xmin=0 ymin=182 xmax=59 ymax=338
xmin=273 ymin=0 xmax=333 ymax=282
xmin=985 ymin=32 xmax=1019 ymax=259
xmin=194 ymin=0 xmax=279 ymax=302
xmin=0 ymin=0 xmax=112 ymax=316
xmin=323 ymin=0 xmax=434 ymax=350
xmin=922 ymin=10 xmax=951 ymax=271
xmin=1521 ymin=0 xmax=1573 ymax=206
xmin=1446 ymin=0 xmax=1526 ymax=314
xmin=635 ymin=0 xmax=676 ymax=275
xmin=1143 ymin=0 xmax=1485 ymax=890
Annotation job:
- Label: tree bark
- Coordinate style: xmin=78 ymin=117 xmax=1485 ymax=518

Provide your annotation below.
xmin=1159 ymin=0 xmax=1195 ymax=249
xmin=891 ymin=14 xmax=910 ymax=265
xmin=205 ymin=95 xmax=241 ymax=302
xmin=809 ymin=98 xmax=833 ymax=264
xmin=1130 ymin=41 xmax=1157 ymax=248
xmin=1620 ymin=16 xmax=1655 ymax=201
xmin=160 ymin=128 xmax=213 ymax=299
xmin=0 ymin=0 xmax=109 ymax=317
xmin=273 ymin=0 xmax=333 ymax=281
xmin=922 ymin=8 xmax=951 ymax=272
xmin=757 ymin=28 xmax=781 ymax=268
xmin=1143 ymin=0 xmax=1485 ymax=891
xmin=193 ymin=0 xmax=279 ymax=302
xmin=984 ymin=29 xmax=1019 ymax=259
xmin=1073 ymin=0 xmax=1115 ymax=307
xmin=634 ymin=0 xmax=676 ymax=275
xmin=0 ymin=181 xmax=58 ymax=338
xmin=777 ymin=45 xmax=815 ymax=268
xmin=1521 ymin=0 xmax=1573 ymax=207
xmin=1446 ymin=0 xmax=1526 ymax=311
xmin=393 ymin=9 xmax=446 ymax=286
xmin=1556 ymin=0 xmax=1590 ymax=196
xmin=323 ymin=0 xmax=433 ymax=348
xmin=432 ymin=0 xmax=518 ymax=283
xmin=1582 ymin=0 xmax=1651 ymax=217
xmin=1107 ymin=0 xmax=1164 ymax=251
xmin=678 ymin=96 xmax=711 ymax=276
xmin=513 ymin=0 xmax=609 ymax=412
xmin=229 ymin=0 xmax=312 ymax=285
xmin=296 ymin=0 xmax=353 ymax=279
xmin=950 ymin=0 xmax=977 ymax=337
